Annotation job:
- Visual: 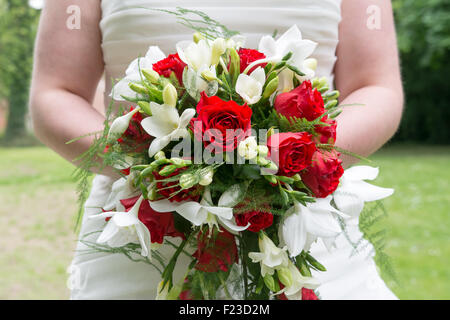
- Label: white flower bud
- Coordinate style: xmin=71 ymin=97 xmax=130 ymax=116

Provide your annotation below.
xmin=107 ymin=107 xmax=140 ymax=143
xmin=211 ymin=38 xmax=226 ymax=66
xmin=238 ymin=136 xmax=258 ymax=160
xmin=257 ymin=145 xmax=269 ymax=158
xmin=154 ymin=151 xmax=166 ymax=160
xmin=199 ymin=167 xmax=214 ymax=186
xmin=142 ymin=68 xmax=160 ymax=83
xmin=278 ymin=267 xmax=293 ymax=288
xmin=201 ymin=69 xmax=217 ymax=82
xmin=179 ymin=173 xmax=199 ymax=189
xmin=162 ymin=83 xmax=178 ymax=107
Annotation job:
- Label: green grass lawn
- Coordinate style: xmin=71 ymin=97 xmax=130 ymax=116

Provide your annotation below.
xmin=0 ymin=145 xmax=448 ymax=299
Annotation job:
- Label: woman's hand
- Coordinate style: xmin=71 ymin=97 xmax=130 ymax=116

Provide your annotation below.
xmin=335 ymin=0 xmax=404 ymax=167
xmin=29 ymin=0 xmax=118 ymax=178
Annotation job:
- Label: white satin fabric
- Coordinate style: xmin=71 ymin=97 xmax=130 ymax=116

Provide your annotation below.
xmin=70 ymin=0 xmax=397 ymax=300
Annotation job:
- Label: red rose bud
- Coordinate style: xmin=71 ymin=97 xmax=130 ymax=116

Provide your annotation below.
xmin=267 ymin=132 xmax=316 ymax=177
xmin=275 ymin=80 xmax=325 ymax=121
xmin=314 ymin=116 xmax=337 ymax=145
xmin=301 ymin=150 xmax=344 ymax=198
xmin=120 ymin=196 xmax=185 ymax=244
xmin=235 ymin=209 xmax=274 ymax=233
xmin=191 ymin=93 xmax=252 ymax=153
xmin=192 ymin=228 xmax=238 ymax=273
xmin=152 ymin=53 xmax=187 ymax=85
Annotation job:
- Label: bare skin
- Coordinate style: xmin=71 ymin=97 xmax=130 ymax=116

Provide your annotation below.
xmin=334 ymin=0 xmax=404 ymax=165
xmin=30 ymin=0 xmax=403 ymax=174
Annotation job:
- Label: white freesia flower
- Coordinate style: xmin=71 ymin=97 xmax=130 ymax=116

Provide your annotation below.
xmin=90 ymin=196 xmax=152 ymax=257
xmin=276 ymin=69 xmax=295 ymax=93
xmin=103 ymin=174 xmax=140 ymax=212
xmin=112 ymin=46 xmax=166 ymax=101
xmin=280 ymin=196 xmax=347 ymax=257
xmin=277 ymin=260 xmax=320 ymax=300
xmin=140 ymin=102 xmax=196 ymax=157
xmin=333 ymin=166 xmax=394 ymax=219
xmin=149 ymin=188 xmax=249 ymax=232
xmin=258 ymin=25 xmax=317 ymax=70
xmin=238 ymin=136 xmax=258 ymax=160
xmin=248 ymin=233 xmax=290 ymax=276
xmin=177 ymin=39 xmax=213 ymax=71
xmin=235 ymin=67 xmax=266 ymax=105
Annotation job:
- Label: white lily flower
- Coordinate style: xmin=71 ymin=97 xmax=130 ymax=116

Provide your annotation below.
xmin=177 ymin=39 xmax=213 ymax=71
xmin=277 ymin=260 xmax=320 ymax=300
xmin=248 ymin=233 xmax=290 ymax=276
xmin=333 ymin=166 xmax=394 ymax=219
xmin=149 ymin=188 xmax=249 ymax=232
xmin=238 ymin=136 xmax=259 ymax=160
xmin=235 ymin=67 xmax=266 ymax=105
xmin=90 ymin=196 xmax=152 ymax=257
xmin=280 ymin=196 xmax=347 ymax=257
xmin=140 ymin=102 xmax=196 ymax=158
xmin=112 ymin=46 xmax=166 ymax=101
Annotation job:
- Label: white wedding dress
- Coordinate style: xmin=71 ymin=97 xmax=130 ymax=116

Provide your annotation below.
xmin=70 ymin=0 xmax=397 ymax=300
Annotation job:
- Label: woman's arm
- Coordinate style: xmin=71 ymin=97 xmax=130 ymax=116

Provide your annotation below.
xmin=334 ymin=0 xmax=404 ymax=166
xmin=30 ymin=0 xmax=115 ymax=176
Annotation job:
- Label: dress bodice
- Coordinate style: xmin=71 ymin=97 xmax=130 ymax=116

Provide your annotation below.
xmin=100 ymin=0 xmax=342 ymax=108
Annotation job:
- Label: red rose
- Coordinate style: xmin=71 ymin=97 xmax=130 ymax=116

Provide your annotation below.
xmin=237 ymin=48 xmax=267 ymax=74
xmin=301 ymin=288 xmax=319 ymax=300
xmin=153 ymin=166 xmax=202 ymax=202
xmin=192 ymin=93 xmax=252 ymax=153
xmin=314 ymin=116 xmax=337 ymax=145
xmin=179 ymin=289 xmax=194 ymax=300
xmin=235 ymin=210 xmax=273 ymax=232
xmin=152 ymin=53 xmax=187 ymax=84
xmin=120 ymin=196 xmax=184 ymax=244
xmin=301 ymin=150 xmax=344 ymax=198
xmin=267 ymin=132 xmax=316 ymax=177
xmin=192 ymin=228 xmax=238 ymax=273
xmin=275 ymin=81 xmax=325 ymax=121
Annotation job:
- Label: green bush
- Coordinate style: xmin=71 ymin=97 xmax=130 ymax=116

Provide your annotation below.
xmin=392 ymin=0 xmax=450 ymax=144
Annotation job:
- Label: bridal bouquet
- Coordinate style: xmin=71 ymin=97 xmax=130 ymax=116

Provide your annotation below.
xmin=80 ymin=17 xmax=394 ymax=300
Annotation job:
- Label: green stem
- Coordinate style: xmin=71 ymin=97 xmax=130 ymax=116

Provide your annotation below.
xmin=240 ymin=238 xmax=249 ymax=299
xmin=219 ymin=273 xmax=233 ymax=300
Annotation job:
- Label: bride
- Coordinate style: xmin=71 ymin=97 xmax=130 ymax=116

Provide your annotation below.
xmin=29 ymin=0 xmax=403 ymax=300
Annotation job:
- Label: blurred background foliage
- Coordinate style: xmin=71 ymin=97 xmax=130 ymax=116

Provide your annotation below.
xmin=392 ymin=0 xmax=450 ymax=144
xmin=0 ymin=0 xmax=40 ymax=145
